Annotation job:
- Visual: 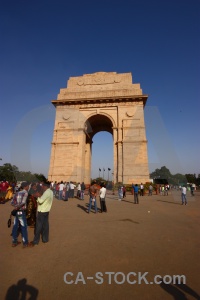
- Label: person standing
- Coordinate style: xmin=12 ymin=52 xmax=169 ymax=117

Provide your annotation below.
xmin=50 ymin=181 xmax=54 ymax=191
xmin=133 ymin=184 xmax=139 ymax=204
xmin=148 ymin=184 xmax=153 ymax=196
xmin=191 ymin=183 xmax=195 ymax=196
xmin=69 ymin=182 xmax=76 ymax=198
xmin=58 ymin=181 xmax=64 ymax=200
xmin=164 ymin=185 xmax=168 ymax=196
xmin=52 ymin=181 xmax=57 ymax=197
xmin=26 ymin=183 xmax=41 ymax=228
xmin=30 ymin=182 xmax=53 ymax=246
xmin=181 ymin=186 xmax=187 ymax=205
xmin=0 ymin=180 xmax=9 ymax=200
xmin=64 ymin=182 xmax=70 ymax=201
xmin=123 ymin=186 xmax=126 ymax=198
xmin=159 ymin=185 xmax=162 ymax=195
xmin=88 ymin=182 xmax=98 ymax=213
xmin=140 ymin=183 xmax=144 ymax=196
xmin=99 ymin=183 xmax=107 ymax=213
xmin=77 ymin=183 xmax=81 ymax=198
xmin=80 ymin=182 xmax=86 ymax=200
xmin=5 ymin=183 xmax=14 ymax=201
xmin=11 ymin=181 xmax=30 ymax=248
xmin=118 ymin=184 xmax=123 ymax=201
xmin=161 ymin=185 xmax=165 ymax=195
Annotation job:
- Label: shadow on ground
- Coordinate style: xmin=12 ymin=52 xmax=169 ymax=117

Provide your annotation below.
xmin=5 ymin=278 xmax=38 ymax=300
xmin=160 ymin=279 xmax=200 ymax=300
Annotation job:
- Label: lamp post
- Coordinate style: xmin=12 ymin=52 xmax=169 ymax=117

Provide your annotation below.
xmin=99 ymin=168 xmax=101 ymax=178
xmin=103 ymin=168 xmax=105 ymax=179
xmin=108 ymin=168 xmax=111 ymax=181
xmin=0 ymin=158 xmax=2 ymax=180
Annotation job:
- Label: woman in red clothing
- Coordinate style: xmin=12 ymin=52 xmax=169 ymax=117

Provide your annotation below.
xmin=0 ymin=180 xmax=9 ymax=202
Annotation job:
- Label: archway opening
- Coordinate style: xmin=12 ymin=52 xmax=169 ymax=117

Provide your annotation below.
xmin=85 ymin=114 xmax=114 ymax=182
xmin=91 ymin=131 xmax=113 ymax=180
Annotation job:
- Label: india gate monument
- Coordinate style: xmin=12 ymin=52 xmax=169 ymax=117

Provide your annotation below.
xmin=48 ymin=72 xmax=150 ymax=184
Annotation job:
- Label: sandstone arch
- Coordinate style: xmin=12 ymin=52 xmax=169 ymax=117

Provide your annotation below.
xmin=48 ymin=72 xmax=150 ymax=184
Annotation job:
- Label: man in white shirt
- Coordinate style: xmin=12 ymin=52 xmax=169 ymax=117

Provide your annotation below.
xmin=191 ymin=183 xmax=195 ymax=196
xmin=140 ymin=183 xmax=144 ymax=196
xmin=77 ymin=183 xmax=81 ymax=198
xmin=99 ymin=183 xmax=107 ymax=213
xmin=59 ymin=181 xmax=64 ymax=200
xmin=181 ymin=186 xmax=187 ymax=205
xmin=69 ymin=182 xmax=76 ymax=198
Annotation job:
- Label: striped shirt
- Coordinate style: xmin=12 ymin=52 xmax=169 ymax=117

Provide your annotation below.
xmin=11 ymin=189 xmax=28 ymax=210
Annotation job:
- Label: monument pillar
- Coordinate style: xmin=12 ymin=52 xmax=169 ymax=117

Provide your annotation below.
xmin=84 ymin=142 xmax=91 ymax=184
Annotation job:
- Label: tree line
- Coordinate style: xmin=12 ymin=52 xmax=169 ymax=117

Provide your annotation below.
xmin=150 ymin=166 xmax=200 ymax=186
xmin=0 ymin=163 xmax=47 ymax=183
xmin=0 ymin=163 xmax=199 ymax=186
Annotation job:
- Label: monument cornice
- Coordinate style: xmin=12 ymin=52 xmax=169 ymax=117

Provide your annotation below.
xmin=52 ymin=94 xmax=148 ymax=107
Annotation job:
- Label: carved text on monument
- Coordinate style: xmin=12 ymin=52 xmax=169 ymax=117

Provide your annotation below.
xmin=77 ymin=75 xmax=121 ymax=86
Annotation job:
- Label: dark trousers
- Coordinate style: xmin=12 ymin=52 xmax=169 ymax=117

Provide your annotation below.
xmin=100 ymin=198 xmax=107 ymax=212
xmin=69 ymin=189 xmax=74 ymax=198
xmin=64 ymin=190 xmax=69 ymax=201
xmin=33 ymin=212 xmax=49 ymax=244
xmin=134 ymin=192 xmax=139 ymax=204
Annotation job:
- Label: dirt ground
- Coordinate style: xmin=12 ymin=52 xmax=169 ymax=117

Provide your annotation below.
xmin=1 ymin=190 xmax=200 ymax=300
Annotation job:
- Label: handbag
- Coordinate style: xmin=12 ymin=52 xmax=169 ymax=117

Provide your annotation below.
xmin=7 ymin=215 xmax=12 ymax=228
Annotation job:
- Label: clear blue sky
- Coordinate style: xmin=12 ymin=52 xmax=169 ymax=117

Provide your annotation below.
xmin=0 ymin=0 xmax=199 ymax=179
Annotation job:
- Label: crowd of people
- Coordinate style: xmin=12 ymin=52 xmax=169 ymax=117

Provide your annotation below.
xmin=0 ymin=179 xmax=109 ymax=247
xmin=0 ymin=180 xmax=53 ymax=248
xmin=50 ymin=181 xmax=86 ymax=201
xmin=0 ymin=177 xmax=195 ymax=248
xmin=49 ymin=180 xmax=107 ymax=214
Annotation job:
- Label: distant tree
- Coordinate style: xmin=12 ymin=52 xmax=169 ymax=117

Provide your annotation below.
xmin=150 ymin=166 xmax=188 ymax=185
xmin=172 ymin=173 xmax=187 ymax=186
xmin=150 ymin=166 xmax=172 ymax=181
xmin=196 ymin=174 xmax=200 ymax=186
xmin=0 ymin=162 xmax=47 ymax=183
xmin=0 ymin=163 xmax=19 ymax=182
xmin=34 ymin=173 xmax=47 ymax=182
xmin=15 ymin=171 xmax=36 ymax=182
xmin=185 ymin=174 xmax=196 ymax=184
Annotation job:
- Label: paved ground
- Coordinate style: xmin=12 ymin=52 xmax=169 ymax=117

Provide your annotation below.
xmin=1 ymin=190 xmax=200 ymax=300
